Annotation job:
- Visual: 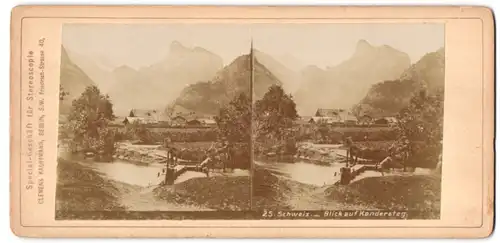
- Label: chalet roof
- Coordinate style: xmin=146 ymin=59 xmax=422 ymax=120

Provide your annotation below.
xmin=171 ymin=116 xmax=187 ymax=121
xmin=187 ymin=119 xmax=202 ymax=124
xmin=310 ymin=116 xmax=341 ymax=124
xmin=315 ymin=108 xmax=343 ymax=117
xmin=129 ymin=109 xmax=158 ymax=118
xmin=123 ymin=117 xmax=156 ymax=124
xmin=337 ymin=110 xmax=358 ymax=121
xmin=385 ymin=116 xmax=398 ymax=123
xmin=381 ymin=117 xmax=398 ymax=123
xmin=129 ymin=109 xmax=172 ymax=122
xmin=197 ymin=118 xmax=217 ymax=124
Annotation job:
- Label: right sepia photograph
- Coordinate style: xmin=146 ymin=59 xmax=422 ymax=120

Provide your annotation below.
xmin=251 ymin=23 xmax=445 ymax=219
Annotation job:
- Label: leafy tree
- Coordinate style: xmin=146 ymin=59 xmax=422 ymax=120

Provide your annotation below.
xmin=394 ymin=88 xmax=444 ymax=169
xmin=254 ymin=85 xmax=298 ymax=141
xmin=67 ymin=85 xmax=116 ymax=161
xmin=127 ymin=121 xmax=154 ymax=144
xmin=215 ymin=92 xmax=251 ymax=143
xmin=214 ymin=92 xmax=251 ymax=169
xmin=253 ymin=85 xmax=299 ymax=157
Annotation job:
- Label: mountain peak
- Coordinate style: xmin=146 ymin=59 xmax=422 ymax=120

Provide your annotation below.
xmin=352 ymin=39 xmax=409 ymax=62
xmin=113 ymin=65 xmax=137 ymax=76
xmin=114 ymin=64 xmax=135 ymax=71
xmin=302 ymin=65 xmax=323 ymax=73
xmin=170 ymin=41 xmax=188 ymax=52
xmin=356 ymin=39 xmax=373 ymax=52
xmin=171 ymin=53 xmax=282 ymax=116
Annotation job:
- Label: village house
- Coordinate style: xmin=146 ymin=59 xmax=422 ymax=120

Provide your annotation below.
xmin=357 ymin=115 xmax=373 ymax=125
xmin=128 ymin=109 xmax=159 ymax=120
xmin=384 ymin=116 xmax=398 ymax=126
xmin=124 ymin=109 xmax=170 ymax=126
xmin=373 ymin=118 xmax=389 ymax=125
xmin=309 ymin=116 xmax=340 ymax=124
xmin=313 ymin=108 xmax=358 ymax=125
xmin=315 ymin=108 xmax=340 ymax=118
xmin=373 ymin=116 xmax=398 ymax=126
xmin=187 ymin=119 xmax=202 ymax=126
xmin=183 ymin=117 xmax=218 ymax=127
xmin=337 ymin=110 xmax=358 ymax=125
xmin=385 ymin=116 xmax=398 ymax=126
xmin=197 ymin=118 xmax=217 ymax=127
xmin=123 ymin=116 xmax=156 ymax=125
xmin=170 ymin=116 xmax=187 ymax=127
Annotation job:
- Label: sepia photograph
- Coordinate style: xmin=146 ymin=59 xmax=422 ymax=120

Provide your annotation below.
xmin=10 ymin=5 xmax=494 ymax=238
xmin=56 ymin=24 xmax=253 ymax=219
xmin=251 ymin=24 xmax=445 ymax=219
xmin=55 ymin=23 xmax=445 ymax=220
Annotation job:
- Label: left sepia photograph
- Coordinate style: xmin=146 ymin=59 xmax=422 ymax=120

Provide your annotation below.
xmin=55 ymin=24 xmax=253 ymax=220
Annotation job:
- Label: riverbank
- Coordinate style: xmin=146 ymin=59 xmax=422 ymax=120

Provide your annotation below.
xmin=326 ymin=173 xmax=441 ymax=219
xmin=113 ymin=141 xmax=217 ymax=165
xmin=253 ymin=165 xmax=440 ymax=216
xmin=55 ymin=157 xmax=230 ymax=217
xmin=153 ymin=176 xmax=251 ymax=211
xmin=295 ymin=142 xmax=360 ymax=165
xmin=253 ymin=167 xmax=377 ymax=210
xmin=252 ymin=167 xmax=314 ymax=210
xmin=296 ymin=141 xmax=394 ymax=164
xmin=113 ymin=142 xmax=167 ymax=164
xmin=55 ymin=158 xmax=136 ymax=219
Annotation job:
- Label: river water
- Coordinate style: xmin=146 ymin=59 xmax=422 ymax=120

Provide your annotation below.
xmin=255 ymin=161 xmax=342 ymax=186
xmin=90 ymin=159 xmax=252 ymax=188
xmin=256 ymin=142 xmax=435 ymax=187
xmin=255 ymin=160 xmax=434 ymax=187
xmin=90 ymin=160 xmax=208 ymax=187
xmin=83 ymin=152 xmax=432 ymax=189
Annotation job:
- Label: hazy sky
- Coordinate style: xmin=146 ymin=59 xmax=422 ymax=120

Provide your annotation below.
xmin=63 ymin=23 xmax=444 ymax=69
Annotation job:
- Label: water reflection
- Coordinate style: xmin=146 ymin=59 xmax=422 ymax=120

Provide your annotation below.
xmin=91 ymin=160 xmax=208 ymax=187
xmin=91 ymin=161 xmax=164 ymax=187
xmin=256 ymin=159 xmax=434 ymax=187
xmin=256 ymin=161 xmax=344 ymax=186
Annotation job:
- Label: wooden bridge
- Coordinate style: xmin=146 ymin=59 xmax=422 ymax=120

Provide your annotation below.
xmin=350 ymin=164 xmax=378 ymax=176
xmin=163 ymin=159 xmax=211 ymax=184
xmin=334 ymin=163 xmax=378 ymax=185
xmin=159 ymin=145 xmax=224 ymax=185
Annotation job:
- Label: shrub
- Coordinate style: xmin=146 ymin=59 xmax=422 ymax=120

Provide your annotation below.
xmin=295 ymin=124 xmax=398 ymax=144
xmin=113 ymin=127 xmax=218 ymax=143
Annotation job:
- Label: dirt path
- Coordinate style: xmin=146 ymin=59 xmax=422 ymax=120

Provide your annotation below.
xmin=78 ymin=161 xmax=213 ymax=212
xmin=118 ymin=185 xmax=213 ymax=211
xmin=275 ymin=174 xmax=374 ymax=210
xmin=281 ymin=179 xmax=343 ymax=210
